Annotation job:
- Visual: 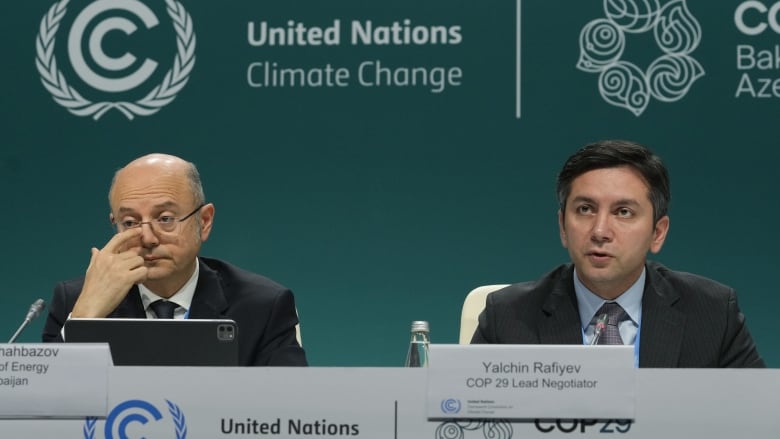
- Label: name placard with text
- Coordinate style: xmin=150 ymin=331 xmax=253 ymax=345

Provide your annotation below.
xmin=0 ymin=343 xmax=111 ymax=418
xmin=427 ymin=344 xmax=635 ymax=419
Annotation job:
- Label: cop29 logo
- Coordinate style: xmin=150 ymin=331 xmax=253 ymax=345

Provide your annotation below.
xmin=577 ymin=0 xmax=704 ymax=116
xmin=83 ymin=399 xmax=187 ymax=439
xmin=35 ymin=0 xmax=196 ymax=120
xmin=435 ymin=420 xmax=513 ymax=439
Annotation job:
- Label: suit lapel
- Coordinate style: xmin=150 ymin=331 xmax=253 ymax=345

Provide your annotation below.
xmin=534 ymin=263 xmax=687 ymax=363
xmin=539 ymin=267 xmax=583 ymax=344
xmin=187 ymin=259 xmax=229 ymax=319
xmin=108 ymin=286 xmax=146 ymax=318
xmin=638 ymin=265 xmax=685 ymax=367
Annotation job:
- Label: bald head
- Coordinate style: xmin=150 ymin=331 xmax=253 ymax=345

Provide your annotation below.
xmin=109 ymin=154 xmax=205 ymax=207
xmin=105 ymin=153 xmax=214 ymax=297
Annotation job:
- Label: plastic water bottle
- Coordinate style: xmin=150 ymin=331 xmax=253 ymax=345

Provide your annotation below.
xmin=404 ymin=321 xmax=430 ymax=367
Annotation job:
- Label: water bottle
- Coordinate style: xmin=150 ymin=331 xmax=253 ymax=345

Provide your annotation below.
xmin=404 ymin=320 xmax=430 ymax=367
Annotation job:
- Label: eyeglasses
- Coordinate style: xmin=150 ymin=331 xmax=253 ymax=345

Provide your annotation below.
xmin=113 ymin=204 xmax=205 ymax=233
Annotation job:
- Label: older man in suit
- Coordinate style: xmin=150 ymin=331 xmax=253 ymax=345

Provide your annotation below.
xmin=471 ymin=140 xmax=764 ymax=368
xmin=42 ymin=153 xmax=306 ymax=366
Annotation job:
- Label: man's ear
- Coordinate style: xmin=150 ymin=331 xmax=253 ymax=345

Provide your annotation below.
xmin=558 ymin=209 xmax=568 ymax=248
xmin=199 ymin=203 xmax=215 ymax=242
xmin=649 ymin=215 xmax=669 ymax=254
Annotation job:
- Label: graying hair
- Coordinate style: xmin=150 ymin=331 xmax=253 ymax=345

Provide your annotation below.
xmin=108 ymin=159 xmax=206 ymax=207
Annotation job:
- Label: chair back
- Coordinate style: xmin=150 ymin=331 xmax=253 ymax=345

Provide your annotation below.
xmin=295 ymin=310 xmax=302 ymax=346
xmin=459 ymin=284 xmax=509 ymax=344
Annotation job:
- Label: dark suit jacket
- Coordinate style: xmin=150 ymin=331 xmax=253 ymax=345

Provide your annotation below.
xmin=471 ymin=261 xmax=765 ymax=368
xmin=42 ymin=257 xmax=307 ymax=366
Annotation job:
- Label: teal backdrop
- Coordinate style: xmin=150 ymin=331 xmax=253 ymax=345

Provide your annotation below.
xmin=2 ymin=0 xmax=778 ymax=366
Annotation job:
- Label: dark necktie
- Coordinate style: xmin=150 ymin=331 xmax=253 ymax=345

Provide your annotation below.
xmin=596 ymin=302 xmax=626 ymax=345
xmin=150 ymin=300 xmax=178 ymax=319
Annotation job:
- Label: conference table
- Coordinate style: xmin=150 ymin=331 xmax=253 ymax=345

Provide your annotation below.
xmin=2 ymin=363 xmax=778 ymax=438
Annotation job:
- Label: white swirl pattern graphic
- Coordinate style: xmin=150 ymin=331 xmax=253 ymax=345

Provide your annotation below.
xmin=654 ymin=0 xmax=701 ymax=54
xmin=577 ymin=0 xmax=704 ymax=116
xmin=647 ymin=54 xmax=704 ymax=102
xmin=577 ymin=19 xmax=624 ymax=72
xmin=599 ymin=61 xmax=649 ymax=116
xmin=605 ymin=0 xmax=660 ymax=33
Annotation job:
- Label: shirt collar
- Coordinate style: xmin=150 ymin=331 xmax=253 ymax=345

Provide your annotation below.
xmin=138 ymin=260 xmax=199 ymax=313
xmin=573 ymin=266 xmax=645 ymax=330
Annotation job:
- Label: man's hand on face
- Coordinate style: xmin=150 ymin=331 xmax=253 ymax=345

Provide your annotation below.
xmin=71 ymin=228 xmax=148 ymax=318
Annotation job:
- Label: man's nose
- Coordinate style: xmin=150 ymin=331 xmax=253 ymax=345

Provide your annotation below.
xmin=591 ymin=213 xmax=613 ymax=242
xmin=139 ymin=222 xmax=160 ymax=247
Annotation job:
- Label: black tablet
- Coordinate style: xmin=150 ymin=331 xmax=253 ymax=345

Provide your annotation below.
xmin=63 ymin=318 xmax=239 ymax=366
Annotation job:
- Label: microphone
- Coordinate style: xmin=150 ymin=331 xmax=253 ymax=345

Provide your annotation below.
xmin=589 ymin=313 xmax=608 ymax=345
xmin=8 ymin=299 xmax=46 ymax=343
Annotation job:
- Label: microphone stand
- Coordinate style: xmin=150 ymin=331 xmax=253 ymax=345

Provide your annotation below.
xmin=8 ymin=299 xmax=46 ymax=343
xmin=590 ymin=313 xmax=609 ymax=346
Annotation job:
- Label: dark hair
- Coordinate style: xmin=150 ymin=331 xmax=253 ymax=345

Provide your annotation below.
xmin=556 ymin=139 xmax=670 ymax=224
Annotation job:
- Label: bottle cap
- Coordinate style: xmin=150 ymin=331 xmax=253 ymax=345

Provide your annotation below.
xmin=411 ymin=320 xmax=429 ymax=333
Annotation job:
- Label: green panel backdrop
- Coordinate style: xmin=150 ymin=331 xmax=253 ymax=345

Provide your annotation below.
xmin=2 ymin=0 xmax=777 ymax=366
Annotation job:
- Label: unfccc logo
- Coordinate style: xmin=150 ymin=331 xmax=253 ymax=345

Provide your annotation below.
xmin=83 ymin=399 xmax=187 ymax=439
xmin=576 ymin=0 xmax=704 ymax=116
xmin=35 ymin=0 xmax=196 ymax=120
xmin=440 ymin=398 xmax=462 ymax=414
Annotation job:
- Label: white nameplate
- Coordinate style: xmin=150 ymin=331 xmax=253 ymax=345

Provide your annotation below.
xmin=0 ymin=343 xmax=111 ymax=418
xmin=427 ymin=344 xmax=635 ymax=419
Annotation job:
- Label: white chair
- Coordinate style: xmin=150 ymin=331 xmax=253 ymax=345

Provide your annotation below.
xmin=295 ymin=309 xmax=302 ymax=347
xmin=458 ymin=284 xmax=509 ymax=344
